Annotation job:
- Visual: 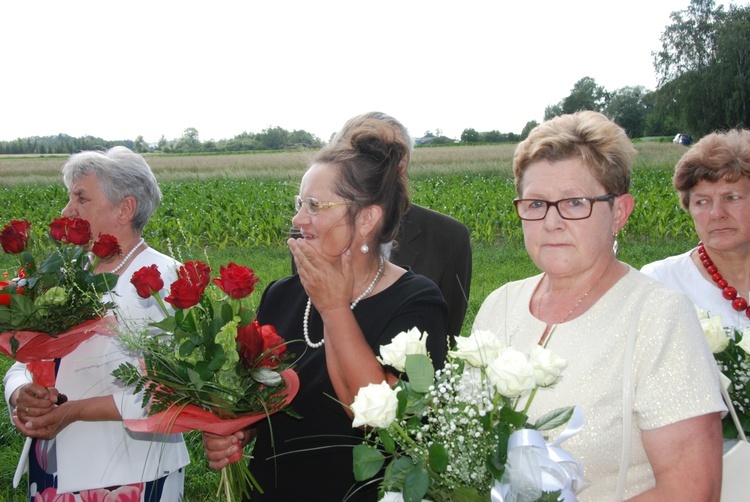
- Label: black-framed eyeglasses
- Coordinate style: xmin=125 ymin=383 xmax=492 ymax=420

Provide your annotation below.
xmin=513 ymin=194 xmax=616 ymax=221
xmin=294 ymin=195 xmax=356 ymax=215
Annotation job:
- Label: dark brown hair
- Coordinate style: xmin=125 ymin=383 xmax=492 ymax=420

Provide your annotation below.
xmin=313 ymin=118 xmax=410 ymax=246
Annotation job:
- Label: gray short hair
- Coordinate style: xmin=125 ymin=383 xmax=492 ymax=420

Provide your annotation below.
xmin=61 ymin=146 xmax=161 ymax=233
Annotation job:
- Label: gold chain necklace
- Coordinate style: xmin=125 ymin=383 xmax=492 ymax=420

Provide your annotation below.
xmin=537 ymin=260 xmax=614 ymax=324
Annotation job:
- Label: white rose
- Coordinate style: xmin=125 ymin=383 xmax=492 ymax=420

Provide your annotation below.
xmin=486 ymin=347 xmax=537 ymax=398
xmin=699 ymin=315 xmax=730 ymax=353
xmin=448 ymin=329 xmax=504 ymax=368
xmin=529 ymin=345 xmax=568 ymax=387
xmin=351 ymin=381 xmax=401 ymax=429
xmin=695 ymin=305 xmax=710 ymax=320
xmin=736 ymin=328 xmax=750 ymax=355
xmin=377 ymin=327 xmax=429 ymax=372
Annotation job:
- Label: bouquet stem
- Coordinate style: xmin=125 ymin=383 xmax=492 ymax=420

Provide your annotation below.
xmin=218 ymin=451 xmax=263 ymax=501
xmin=28 ymin=358 xmax=56 ymax=387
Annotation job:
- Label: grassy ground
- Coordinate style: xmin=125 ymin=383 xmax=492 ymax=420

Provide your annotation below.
xmin=0 ymin=142 xmax=696 ymax=499
xmin=0 ymin=237 xmax=697 ymax=501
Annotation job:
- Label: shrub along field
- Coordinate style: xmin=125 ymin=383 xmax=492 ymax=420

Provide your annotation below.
xmin=0 ymin=142 xmax=697 ymax=500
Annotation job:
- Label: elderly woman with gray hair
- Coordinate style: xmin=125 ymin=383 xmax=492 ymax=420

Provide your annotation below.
xmin=3 ymin=146 xmax=189 ymax=501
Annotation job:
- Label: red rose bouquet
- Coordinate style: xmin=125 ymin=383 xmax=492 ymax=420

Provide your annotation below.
xmin=113 ymin=260 xmax=298 ymax=501
xmin=0 ymin=218 xmax=119 ymax=387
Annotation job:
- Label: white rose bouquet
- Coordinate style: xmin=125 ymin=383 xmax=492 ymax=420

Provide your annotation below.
xmin=696 ymin=307 xmax=750 ymax=438
xmin=351 ymin=328 xmax=586 ymax=502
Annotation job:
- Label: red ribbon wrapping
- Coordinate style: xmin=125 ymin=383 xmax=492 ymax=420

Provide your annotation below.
xmin=0 ymin=316 xmax=118 ymax=363
xmin=124 ymin=368 xmax=300 ymax=461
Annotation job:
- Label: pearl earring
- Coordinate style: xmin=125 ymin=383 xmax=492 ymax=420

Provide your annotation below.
xmin=360 ymin=236 xmax=369 ymax=254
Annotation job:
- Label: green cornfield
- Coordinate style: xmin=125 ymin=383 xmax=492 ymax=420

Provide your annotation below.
xmin=0 ymin=142 xmax=697 ymax=500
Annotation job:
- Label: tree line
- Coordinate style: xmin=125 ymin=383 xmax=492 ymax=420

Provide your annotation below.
xmin=458 ymin=0 xmax=749 ymax=142
xmin=537 ymin=0 xmax=749 ymax=139
xmin=0 ymin=126 xmax=324 ymax=156
xmin=2 ymin=1 xmax=746 ymax=155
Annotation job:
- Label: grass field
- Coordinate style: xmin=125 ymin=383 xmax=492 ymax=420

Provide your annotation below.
xmin=0 ymin=142 xmax=697 ymax=500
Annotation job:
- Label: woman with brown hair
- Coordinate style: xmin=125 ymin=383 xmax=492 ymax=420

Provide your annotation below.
xmin=642 ymin=129 xmax=750 ymax=331
xmin=203 ymin=117 xmax=448 ymax=500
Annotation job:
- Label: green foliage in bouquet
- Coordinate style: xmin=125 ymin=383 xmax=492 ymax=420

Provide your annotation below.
xmin=696 ymin=307 xmax=750 ymax=439
xmin=113 ymin=261 xmax=296 ymax=418
xmin=0 ymin=218 xmax=119 ymax=353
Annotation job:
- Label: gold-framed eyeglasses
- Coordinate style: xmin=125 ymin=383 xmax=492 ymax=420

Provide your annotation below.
xmin=513 ymin=194 xmax=616 ymax=221
xmin=294 ymin=196 xmax=356 ymax=215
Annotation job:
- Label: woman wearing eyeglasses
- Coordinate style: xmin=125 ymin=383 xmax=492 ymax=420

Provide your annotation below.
xmin=202 ymin=117 xmax=448 ymax=500
xmin=473 ymin=111 xmax=724 ymax=500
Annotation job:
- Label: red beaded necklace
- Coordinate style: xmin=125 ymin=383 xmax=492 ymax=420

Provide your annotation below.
xmin=698 ymin=241 xmax=750 ymax=319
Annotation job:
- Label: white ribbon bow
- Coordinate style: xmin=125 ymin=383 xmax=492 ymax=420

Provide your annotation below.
xmin=491 ymin=405 xmax=586 ymax=502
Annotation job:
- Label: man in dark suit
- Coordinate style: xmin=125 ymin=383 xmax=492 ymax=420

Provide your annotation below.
xmin=292 ymin=112 xmax=472 ymax=341
xmin=389 ymin=203 xmax=472 ymax=341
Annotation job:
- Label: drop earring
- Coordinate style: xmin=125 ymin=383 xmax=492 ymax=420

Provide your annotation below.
xmin=360 ymin=235 xmax=369 ymax=254
xmin=612 ymin=232 xmax=619 ymax=256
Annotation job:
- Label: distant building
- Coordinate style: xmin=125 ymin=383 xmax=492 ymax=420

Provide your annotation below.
xmin=414 ymin=136 xmax=436 ymax=146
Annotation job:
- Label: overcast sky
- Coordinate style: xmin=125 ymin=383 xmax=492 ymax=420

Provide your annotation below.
xmin=0 ymin=0 xmax=736 ymax=144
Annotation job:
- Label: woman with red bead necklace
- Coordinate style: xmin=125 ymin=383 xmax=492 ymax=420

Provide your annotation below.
xmin=642 ymin=129 xmax=750 ymax=330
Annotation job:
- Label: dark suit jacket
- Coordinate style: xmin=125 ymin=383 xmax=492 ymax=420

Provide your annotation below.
xmin=390 ymin=204 xmax=472 ymax=341
xmin=290 ymin=204 xmax=472 ymax=341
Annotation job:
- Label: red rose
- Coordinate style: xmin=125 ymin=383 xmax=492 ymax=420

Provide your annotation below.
xmin=130 ymin=264 xmax=164 ymax=299
xmin=237 ymin=322 xmax=263 ymax=366
xmin=66 ymin=218 xmax=92 ymax=246
xmin=48 ymin=217 xmax=92 ymax=245
xmin=212 ymin=262 xmax=259 ymax=299
xmin=236 ymin=321 xmax=287 ymax=368
xmin=179 ymin=261 xmax=211 ymax=294
xmin=10 ymin=220 xmax=30 ymax=236
xmin=1 ymin=220 xmax=30 ymax=254
xmin=0 ymin=280 xmax=10 ymax=306
xmin=91 ymin=234 xmax=121 ymax=260
xmin=164 ymin=277 xmax=202 ymax=309
xmin=49 ymin=217 xmax=70 ymax=241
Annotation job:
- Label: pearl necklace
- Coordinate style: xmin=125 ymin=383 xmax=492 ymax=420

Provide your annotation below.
xmin=303 ymin=256 xmax=386 ymax=348
xmin=111 ymin=238 xmax=145 ymax=274
xmin=698 ymin=241 xmax=750 ymax=319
